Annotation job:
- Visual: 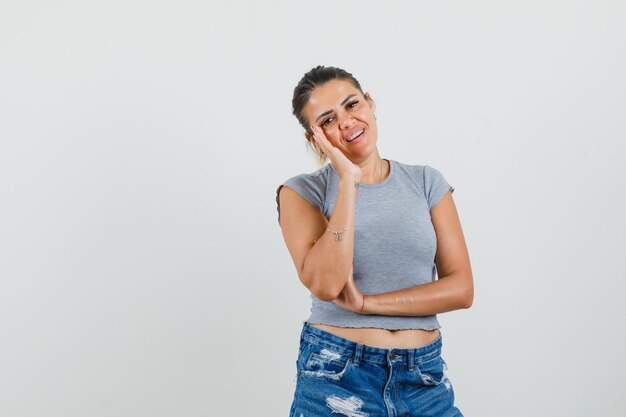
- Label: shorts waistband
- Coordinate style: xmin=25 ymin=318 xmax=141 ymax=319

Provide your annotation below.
xmin=300 ymin=321 xmax=443 ymax=368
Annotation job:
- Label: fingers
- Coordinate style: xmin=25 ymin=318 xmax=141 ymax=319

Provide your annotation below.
xmin=310 ymin=125 xmax=322 ymax=151
xmin=310 ymin=125 xmax=332 ymax=155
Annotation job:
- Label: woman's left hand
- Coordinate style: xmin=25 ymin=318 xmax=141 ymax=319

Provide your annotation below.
xmin=332 ymin=266 xmax=366 ymax=314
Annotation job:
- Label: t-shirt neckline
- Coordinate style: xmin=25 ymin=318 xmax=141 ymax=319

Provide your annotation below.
xmin=328 ymin=158 xmax=395 ymax=189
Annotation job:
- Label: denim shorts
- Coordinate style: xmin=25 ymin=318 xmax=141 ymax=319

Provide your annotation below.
xmin=289 ymin=322 xmax=464 ymax=417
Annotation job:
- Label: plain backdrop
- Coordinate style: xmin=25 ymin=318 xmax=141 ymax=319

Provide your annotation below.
xmin=1 ymin=1 xmax=625 ymax=416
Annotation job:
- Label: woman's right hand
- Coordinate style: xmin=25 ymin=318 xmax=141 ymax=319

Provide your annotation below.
xmin=311 ymin=125 xmax=361 ymax=183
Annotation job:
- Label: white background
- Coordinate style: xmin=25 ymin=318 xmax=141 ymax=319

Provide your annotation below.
xmin=1 ymin=1 xmax=625 ymax=416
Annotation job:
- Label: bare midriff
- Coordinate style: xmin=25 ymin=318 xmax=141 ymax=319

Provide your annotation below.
xmin=310 ymin=323 xmax=440 ymax=349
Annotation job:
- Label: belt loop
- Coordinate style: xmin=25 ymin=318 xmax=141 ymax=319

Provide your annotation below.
xmin=353 ymin=343 xmax=363 ymax=367
xmin=408 ymin=349 xmax=415 ymax=371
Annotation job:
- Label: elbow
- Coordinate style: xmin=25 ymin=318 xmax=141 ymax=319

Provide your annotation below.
xmin=300 ymin=270 xmax=341 ymax=301
xmin=310 ymin=279 xmax=342 ymax=301
xmin=300 ymin=264 xmax=328 ymax=300
xmin=301 ymin=263 xmax=344 ymax=301
xmin=454 ymin=270 xmax=473 ymax=309
xmin=461 ymin=284 xmax=474 ymax=309
xmin=316 ymin=291 xmax=339 ymax=302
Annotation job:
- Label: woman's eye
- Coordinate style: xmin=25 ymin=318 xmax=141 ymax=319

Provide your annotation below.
xmin=322 ymin=117 xmax=334 ymax=126
xmin=348 ymin=101 xmax=358 ymax=108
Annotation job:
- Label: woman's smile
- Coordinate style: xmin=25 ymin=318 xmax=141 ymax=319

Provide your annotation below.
xmin=346 ymin=129 xmax=365 ymax=144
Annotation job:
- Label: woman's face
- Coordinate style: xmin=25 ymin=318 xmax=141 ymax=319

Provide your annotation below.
xmin=303 ymin=79 xmax=378 ymax=160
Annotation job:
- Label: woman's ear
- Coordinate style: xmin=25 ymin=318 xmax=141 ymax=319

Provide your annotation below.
xmin=364 ymin=91 xmax=375 ymax=109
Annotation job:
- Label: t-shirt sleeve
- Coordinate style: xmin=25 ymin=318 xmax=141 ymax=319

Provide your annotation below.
xmin=423 ymin=165 xmax=455 ymax=211
xmin=275 ymin=173 xmax=325 ymax=226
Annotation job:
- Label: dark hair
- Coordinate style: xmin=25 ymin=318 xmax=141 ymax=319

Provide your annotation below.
xmin=292 ymin=65 xmax=366 ymax=165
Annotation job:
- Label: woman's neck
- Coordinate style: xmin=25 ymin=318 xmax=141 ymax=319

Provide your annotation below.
xmin=358 ymin=156 xmax=389 ymax=184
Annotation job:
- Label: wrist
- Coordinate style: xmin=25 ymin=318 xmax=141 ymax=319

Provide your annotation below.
xmin=339 ymin=178 xmax=360 ymax=194
xmin=359 ymin=294 xmax=367 ymax=314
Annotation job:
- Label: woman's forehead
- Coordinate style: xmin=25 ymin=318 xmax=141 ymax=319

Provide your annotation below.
xmin=306 ymin=79 xmax=362 ymax=119
xmin=309 ymin=79 xmax=360 ymax=105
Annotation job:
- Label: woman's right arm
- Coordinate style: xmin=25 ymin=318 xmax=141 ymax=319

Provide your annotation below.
xmin=278 ymin=178 xmax=358 ymax=301
xmin=278 ymin=125 xmax=361 ymax=301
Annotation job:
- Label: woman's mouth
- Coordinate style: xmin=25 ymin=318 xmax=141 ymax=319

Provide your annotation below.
xmin=346 ymin=129 xmax=364 ymax=143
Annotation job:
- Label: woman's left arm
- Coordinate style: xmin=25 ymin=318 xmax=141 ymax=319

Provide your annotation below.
xmin=362 ymin=191 xmax=474 ymax=316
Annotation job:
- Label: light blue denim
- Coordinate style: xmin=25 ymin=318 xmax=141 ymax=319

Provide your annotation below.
xmin=289 ymin=322 xmax=464 ymax=417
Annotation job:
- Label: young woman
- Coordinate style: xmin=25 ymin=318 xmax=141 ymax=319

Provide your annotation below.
xmin=276 ymin=65 xmax=473 ymax=417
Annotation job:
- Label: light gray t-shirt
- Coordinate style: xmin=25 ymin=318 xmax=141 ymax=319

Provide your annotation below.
xmin=276 ymin=159 xmax=454 ymax=330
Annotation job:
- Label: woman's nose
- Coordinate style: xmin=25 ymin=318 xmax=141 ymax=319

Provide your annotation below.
xmin=337 ymin=111 xmax=356 ymax=129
